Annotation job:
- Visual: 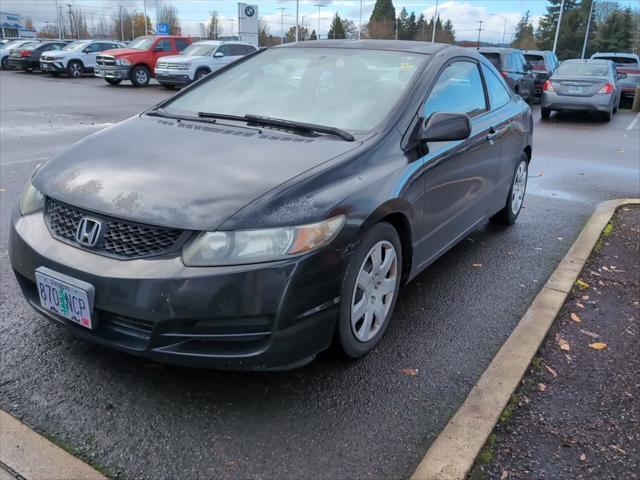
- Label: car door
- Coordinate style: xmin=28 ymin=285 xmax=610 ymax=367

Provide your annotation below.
xmin=213 ymin=44 xmax=234 ymax=68
xmin=153 ymin=38 xmax=174 ymax=60
xmin=517 ymin=53 xmax=535 ymax=98
xmin=416 ymin=58 xmax=502 ymax=267
xmin=82 ymin=42 xmax=102 ymax=69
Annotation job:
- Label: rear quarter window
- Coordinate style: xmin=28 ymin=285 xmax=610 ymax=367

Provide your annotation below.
xmin=481 ymin=52 xmax=502 ymax=70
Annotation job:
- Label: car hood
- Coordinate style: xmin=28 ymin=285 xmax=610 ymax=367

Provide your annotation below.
xmin=100 ymin=48 xmax=142 ymax=57
xmin=33 ymin=115 xmax=361 ymax=231
xmin=41 ymin=51 xmax=66 ymax=59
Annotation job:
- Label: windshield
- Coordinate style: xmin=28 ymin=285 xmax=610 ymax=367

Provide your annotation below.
xmin=556 ymin=62 xmax=608 ymax=77
xmin=182 ymin=43 xmax=216 ymax=57
xmin=593 ymin=55 xmax=637 ymax=65
xmin=127 ymin=36 xmax=155 ymax=50
xmin=524 ymin=54 xmax=544 ymax=64
xmin=63 ymin=40 xmax=91 ymax=51
xmin=18 ymin=42 xmax=39 ymax=51
xmin=166 ymin=47 xmax=426 ymax=131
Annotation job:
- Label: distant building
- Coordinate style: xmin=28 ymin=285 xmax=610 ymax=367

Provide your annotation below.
xmin=0 ymin=12 xmax=36 ymax=39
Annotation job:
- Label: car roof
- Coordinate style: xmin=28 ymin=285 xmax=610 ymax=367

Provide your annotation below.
xmin=476 ymin=47 xmax=522 ymax=54
xmin=591 ymin=52 xmax=639 ymax=58
xmin=279 ymin=39 xmax=455 ymax=55
xmin=563 ymin=58 xmax=611 ymax=64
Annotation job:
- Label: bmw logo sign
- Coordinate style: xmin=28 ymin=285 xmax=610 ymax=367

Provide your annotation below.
xmin=245 ymin=5 xmax=255 ymax=17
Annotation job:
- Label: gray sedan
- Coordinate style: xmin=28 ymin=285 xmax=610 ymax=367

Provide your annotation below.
xmin=540 ymin=59 xmax=622 ymax=121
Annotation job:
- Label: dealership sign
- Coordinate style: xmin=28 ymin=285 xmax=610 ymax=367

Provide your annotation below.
xmin=238 ymin=3 xmax=258 ymax=46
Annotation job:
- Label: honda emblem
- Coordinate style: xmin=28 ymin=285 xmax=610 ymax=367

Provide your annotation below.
xmin=76 ymin=218 xmax=102 ymax=247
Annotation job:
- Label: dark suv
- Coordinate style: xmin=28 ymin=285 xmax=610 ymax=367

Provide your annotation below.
xmin=523 ymin=50 xmax=559 ymax=99
xmin=476 ymin=47 xmax=536 ymax=102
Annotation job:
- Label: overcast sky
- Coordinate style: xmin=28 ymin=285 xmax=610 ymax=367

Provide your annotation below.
xmin=1 ymin=0 xmax=637 ymax=43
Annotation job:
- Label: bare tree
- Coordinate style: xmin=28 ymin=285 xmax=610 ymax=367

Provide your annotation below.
xmin=207 ymin=11 xmax=220 ymax=39
xmin=158 ymin=4 xmax=181 ymax=35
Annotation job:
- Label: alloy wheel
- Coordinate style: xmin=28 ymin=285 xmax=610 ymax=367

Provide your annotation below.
xmin=350 ymin=240 xmax=398 ymax=342
xmin=511 ymin=161 xmax=527 ymax=215
xmin=70 ymin=63 xmax=82 ymax=77
xmin=136 ymin=69 xmax=148 ymax=84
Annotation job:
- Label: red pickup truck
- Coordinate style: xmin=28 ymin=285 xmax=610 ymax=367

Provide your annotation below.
xmin=95 ymin=35 xmax=192 ymax=87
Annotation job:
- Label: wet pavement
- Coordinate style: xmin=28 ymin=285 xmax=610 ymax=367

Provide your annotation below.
xmin=1 ymin=71 xmax=639 ymax=479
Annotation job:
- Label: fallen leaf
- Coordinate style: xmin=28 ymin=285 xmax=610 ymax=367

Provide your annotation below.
xmin=580 ymin=453 xmax=586 ymax=461
xmin=580 ymin=329 xmax=600 ymax=339
xmin=544 ymin=363 xmax=558 ymax=377
xmin=556 ymin=334 xmax=570 ymax=351
xmin=538 ymin=383 xmax=547 ymax=392
xmin=400 ymin=368 xmax=419 ymax=376
xmin=472 ymin=263 xmax=482 ymax=267
xmin=570 ymin=312 xmax=582 ymax=323
xmin=576 ymin=302 xmax=585 ymax=309
xmin=610 ymin=445 xmax=626 ymax=454
xmin=500 ymin=470 xmax=509 ymax=480
xmin=576 ymin=279 xmax=589 ymax=289
xmin=582 ymin=295 xmax=590 ymax=300
xmin=602 ymin=266 xmax=609 ymax=271
xmin=589 ymin=342 xmax=608 ymax=350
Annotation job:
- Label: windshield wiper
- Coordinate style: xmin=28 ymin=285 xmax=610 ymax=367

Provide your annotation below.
xmin=197 ymin=111 xmax=247 ymax=122
xmin=244 ymin=114 xmax=355 ymax=142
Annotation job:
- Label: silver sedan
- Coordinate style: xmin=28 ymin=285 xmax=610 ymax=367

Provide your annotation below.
xmin=541 ymin=59 xmax=623 ymax=121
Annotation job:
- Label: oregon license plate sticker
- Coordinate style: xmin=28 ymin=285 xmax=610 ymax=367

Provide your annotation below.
xmin=35 ymin=271 xmax=93 ymax=329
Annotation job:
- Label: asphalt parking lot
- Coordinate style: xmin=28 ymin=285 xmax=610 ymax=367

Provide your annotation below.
xmin=1 ymin=70 xmax=639 ymax=479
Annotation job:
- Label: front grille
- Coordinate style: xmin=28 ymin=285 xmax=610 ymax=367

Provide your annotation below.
xmin=96 ymin=55 xmax=115 ymax=66
xmin=156 ymin=62 xmax=185 ymax=70
xmin=45 ymin=198 xmax=186 ymax=260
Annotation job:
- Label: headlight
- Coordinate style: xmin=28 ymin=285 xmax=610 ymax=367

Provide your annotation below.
xmin=19 ymin=183 xmax=45 ymax=216
xmin=176 ymin=63 xmax=191 ymax=69
xmin=183 ymin=215 xmax=346 ymax=266
xmin=115 ymin=58 xmax=130 ymax=66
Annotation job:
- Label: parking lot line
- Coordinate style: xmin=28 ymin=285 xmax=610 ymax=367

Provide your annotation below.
xmin=627 ymin=112 xmax=640 ymax=131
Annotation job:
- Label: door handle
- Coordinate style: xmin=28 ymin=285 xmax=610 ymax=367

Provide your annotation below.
xmin=487 ymin=126 xmax=499 ymax=143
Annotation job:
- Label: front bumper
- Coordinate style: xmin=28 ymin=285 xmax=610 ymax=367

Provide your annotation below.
xmin=541 ymin=91 xmax=613 ymax=112
xmin=94 ymin=65 xmax=131 ymax=80
xmin=9 ymin=208 xmax=344 ymax=370
xmin=155 ymin=70 xmax=192 ymax=86
xmin=40 ymin=59 xmax=65 ymax=73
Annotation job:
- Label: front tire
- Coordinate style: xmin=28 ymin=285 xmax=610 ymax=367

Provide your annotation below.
xmin=336 ymin=222 xmax=402 ymax=359
xmin=490 ymin=154 xmax=528 ymax=225
xmin=67 ymin=60 xmax=83 ymax=78
xmin=195 ymin=68 xmax=210 ymax=80
xmin=1 ymin=57 xmax=8 ymax=69
xmin=130 ymin=65 xmax=150 ymax=87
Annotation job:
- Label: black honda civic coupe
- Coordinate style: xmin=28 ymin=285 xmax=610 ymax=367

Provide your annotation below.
xmin=10 ymin=40 xmax=532 ymax=370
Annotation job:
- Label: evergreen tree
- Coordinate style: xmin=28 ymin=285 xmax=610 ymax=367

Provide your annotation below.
xmin=367 ymin=0 xmax=396 ymax=39
xmin=397 ymin=8 xmax=416 ymax=40
xmin=513 ymin=11 xmax=537 ymax=49
xmin=439 ymin=19 xmax=455 ymax=44
xmin=594 ymin=7 xmax=634 ymax=51
xmin=328 ymin=12 xmax=347 ymax=39
xmin=415 ymin=13 xmax=429 ymax=41
xmin=309 ymin=29 xmax=317 ymax=40
xmin=536 ymin=0 xmax=578 ymax=51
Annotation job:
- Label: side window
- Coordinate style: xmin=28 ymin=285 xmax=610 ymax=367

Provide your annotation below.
xmin=244 ymin=45 xmax=257 ymax=55
xmin=85 ymin=43 xmax=101 ymax=53
xmin=229 ymin=44 xmax=247 ymax=56
xmin=155 ymin=39 xmax=172 ymax=52
xmin=504 ymin=54 xmax=515 ymax=71
xmin=175 ymin=39 xmax=189 ymax=51
xmin=423 ymin=61 xmax=487 ymax=119
xmin=216 ymin=45 xmax=232 ymax=57
xmin=49 ymin=44 xmax=62 ymax=51
xmin=481 ymin=63 xmax=511 ymax=109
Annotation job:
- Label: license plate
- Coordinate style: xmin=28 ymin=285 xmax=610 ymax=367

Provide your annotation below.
xmin=568 ymin=86 xmax=583 ymax=94
xmin=35 ymin=267 xmax=94 ymax=329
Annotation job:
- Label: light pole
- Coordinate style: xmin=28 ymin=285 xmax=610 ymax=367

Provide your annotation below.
xmin=143 ymin=0 xmax=148 ymax=35
xmin=490 ymin=13 xmax=508 ymax=47
xmin=476 ymin=20 xmax=483 ymax=47
xmin=581 ymin=0 xmax=595 ymax=59
xmin=131 ymin=12 xmax=135 ymax=40
xmin=276 ymin=7 xmax=285 ymax=43
xmin=358 ymin=0 xmax=363 ymax=40
xmin=295 ymin=0 xmax=299 ymax=43
xmin=314 ymin=4 xmax=324 ymax=40
xmin=119 ymin=5 xmax=124 ymax=42
xmin=431 ymin=0 xmax=439 ymax=43
xmin=53 ymin=0 xmax=63 ymax=39
xmin=552 ymin=0 xmax=566 ymax=54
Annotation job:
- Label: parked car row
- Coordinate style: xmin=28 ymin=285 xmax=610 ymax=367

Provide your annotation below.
xmin=1 ymin=35 xmax=258 ymax=89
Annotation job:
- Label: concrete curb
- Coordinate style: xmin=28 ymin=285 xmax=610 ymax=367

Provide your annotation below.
xmin=410 ymin=198 xmax=640 ymax=480
xmin=0 ymin=410 xmax=107 ymax=480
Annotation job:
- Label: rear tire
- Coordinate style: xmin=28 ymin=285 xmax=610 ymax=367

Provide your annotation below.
xmin=541 ymin=108 xmax=551 ymax=120
xmin=105 ymin=78 xmax=122 ymax=86
xmin=490 ymin=154 xmax=528 ymax=225
xmin=67 ymin=60 xmax=83 ymax=78
xmin=1 ymin=57 xmax=8 ymax=69
xmin=336 ymin=222 xmax=402 ymax=359
xmin=130 ymin=65 xmax=150 ymax=87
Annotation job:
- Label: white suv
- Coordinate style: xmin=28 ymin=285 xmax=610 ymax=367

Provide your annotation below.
xmin=155 ymin=40 xmax=257 ymax=88
xmin=40 ymin=39 xmax=125 ymax=77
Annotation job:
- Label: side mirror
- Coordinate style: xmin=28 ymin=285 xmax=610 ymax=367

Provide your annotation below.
xmin=213 ymin=52 xmax=224 ymax=58
xmin=154 ymin=46 xmax=164 ymax=52
xmin=420 ymin=112 xmax=471 ymax=144
xmin=617 ymin=72 xmax=627 ymax=80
